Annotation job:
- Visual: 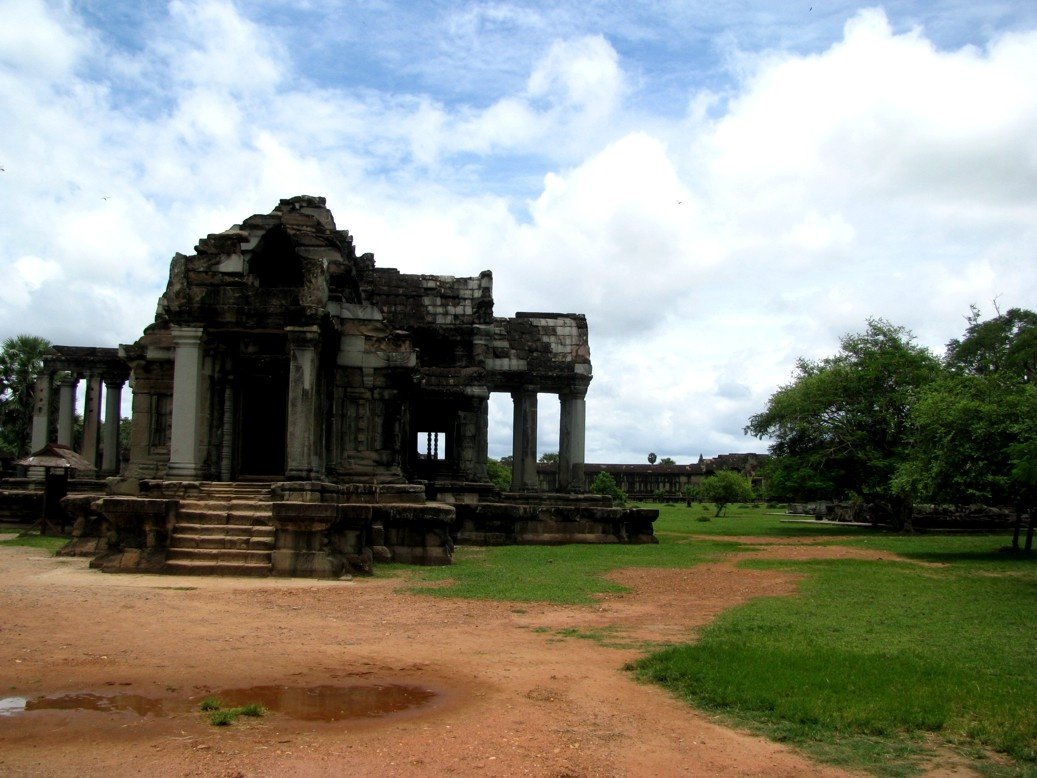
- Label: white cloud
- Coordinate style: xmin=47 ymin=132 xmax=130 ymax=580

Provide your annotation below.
xmin=161 ymin=0 xmax=285 ymax=93
xmin=1 ymin=2 xmax=1036 ymax=462
xmin=527 ymin=35 xmax=624 ymax=115
xmin=0 ymin=255 xmax=61 ymax=310
xmin=0 ymin=0 xmax=92 ymax=78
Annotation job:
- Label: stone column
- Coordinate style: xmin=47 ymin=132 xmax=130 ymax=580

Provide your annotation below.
xmin=510 ymin=389 xmax=538 ymax=491
xmin=167 ymin=326 xmax=205 ymax=480
xmin=30 ymin=371 xmax=53 ymax=453
xmin=558 ymin=390 xmax=587 ymax=492
xmin=472 ymin=393 xmax=489 ymax=481
xmin=81 ymin=373 xmax=103 ymax=468
xmin=286 ymin=326 xmax=320 ymax=481
xmin=219 ymin=373 xmax=235 ymax=481
xmin=56 ymin=373 xmax=77 ymax=446
xmin=101 ymin=377 xmax=123 ymax=474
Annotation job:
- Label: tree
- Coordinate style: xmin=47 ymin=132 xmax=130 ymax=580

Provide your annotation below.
xmin=896 ymin=307 xmax=1037 ymax=537
xmin=486 ymin=457 xmax=512 ymax=491
xmin=659 ymin=456 xmax=676 ymax=466
xmin=697 ymin=470 xmax=754 ymax=516
xmin=647 ymin=452 xmax=657 ymax=465
xmin=0 ymin=334 xmax=51 ymax=457
xmin=745 ymin=319 xmax=942 ymax=530
xmin=538 ymin=452 xmax=559 ymax=464
xmin=590 ymin=471 xmax=626 ymax=504
xmin=895 ymin=375 xmax=1035 ymax=507
xmin=945 ymin=305 xmax=1037 ymax=383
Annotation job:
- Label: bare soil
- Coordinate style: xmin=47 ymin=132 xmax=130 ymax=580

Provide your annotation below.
xmin=0 ymin=539 xmax=912 ymax=777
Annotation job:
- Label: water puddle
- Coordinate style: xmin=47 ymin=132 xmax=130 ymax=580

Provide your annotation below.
xmin=0 ymin=692 xmax=170 ymax=717
xmin=0 ymin=684 xmax=440 ymax=722
xmin=216 ymin=684 xmax=439 ymax=721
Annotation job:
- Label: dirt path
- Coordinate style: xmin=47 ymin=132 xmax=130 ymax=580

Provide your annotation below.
xmin=0 ymin=541 xmax=885 ymax=777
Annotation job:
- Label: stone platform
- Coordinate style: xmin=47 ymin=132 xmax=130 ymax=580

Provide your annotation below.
xmin=58 ymin=480 xmax=658 ymax=578
xmin=65 ymin=480 xmax=455 ymax=578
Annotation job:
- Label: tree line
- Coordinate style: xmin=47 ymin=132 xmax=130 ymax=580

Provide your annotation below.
xmin=746 ymin=307 xmax=1037 ymax=530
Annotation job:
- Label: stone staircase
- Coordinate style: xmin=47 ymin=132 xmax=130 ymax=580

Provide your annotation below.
xmin=165 ymin=483 xmax=275 ymax=576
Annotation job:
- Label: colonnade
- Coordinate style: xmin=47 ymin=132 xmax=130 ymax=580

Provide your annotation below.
xmin=30 ymin=348 xmax=129 ymax=475
xmin=509 ymin=387 xmax=587 ymax=492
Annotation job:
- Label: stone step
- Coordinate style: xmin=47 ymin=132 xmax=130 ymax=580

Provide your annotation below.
xmin=165 ymin=547 xmax=272 ymax=566
xmin=197 ymin=485 xmax=272 ymax=498
xmin=179 ymin=499 xmax=274 ymax=511
xmin=172 ymin=523 xmax=274 ymax=539
xmin=164 ymin=559 xmax=271 ymax=577
xmin=176 ymin=509 xmax=273 ymax=527
xmin=169 ymin=533 xmax=275 ymax=551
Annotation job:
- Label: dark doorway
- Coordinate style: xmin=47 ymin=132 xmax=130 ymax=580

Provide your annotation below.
xmin=237 ymin=357 xmax=288 ymax=477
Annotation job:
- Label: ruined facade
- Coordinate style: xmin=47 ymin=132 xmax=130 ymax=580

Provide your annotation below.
xmin=28 ymin=196 xmax=656 ymax=576
xmin=121 ymin=196 xmax=591 ymax=492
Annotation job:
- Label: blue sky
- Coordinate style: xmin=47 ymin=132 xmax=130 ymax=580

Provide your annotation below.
xmin=2 ymin=0 xmax=1036 ymax=463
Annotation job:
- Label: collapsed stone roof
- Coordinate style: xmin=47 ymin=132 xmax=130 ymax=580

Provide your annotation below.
xmin=141 ymin=195 xmax=591 ymax=393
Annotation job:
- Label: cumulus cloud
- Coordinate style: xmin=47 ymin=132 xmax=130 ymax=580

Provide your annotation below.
xmin=1 ymin=2 xmax=1036 ymax=460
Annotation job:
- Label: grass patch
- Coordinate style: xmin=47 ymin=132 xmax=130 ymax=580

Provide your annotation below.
xmin=546 ymin=625 xmax=655 ymax=650
xmin=200 ymin=696 xmax=265 ymax=726
xmin=206 ymin=709 xmax=236 ymax=726
xmin=650 ymin=502 xmax=878 ymax=538
xmin=235 ymin=702 xmax=265 ymax=718
xmin=405 ymin=536 xmax=738 ymax=604
xmin=631 ymin=547 xmax=1037 ymax=774
xmin=0 ymin=532 xmax=67 ymax=552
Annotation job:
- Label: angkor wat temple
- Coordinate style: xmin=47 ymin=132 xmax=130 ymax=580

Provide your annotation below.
xmin=26 ymin=196 xmax=656 ymax=576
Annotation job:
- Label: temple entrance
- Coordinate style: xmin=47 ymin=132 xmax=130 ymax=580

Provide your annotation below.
xmin=237 ymin=356 xmax=288 ymax=477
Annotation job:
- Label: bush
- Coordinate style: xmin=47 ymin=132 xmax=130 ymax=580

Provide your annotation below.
xmin=486 ymin=458 xmax=512 ymax=491
xmin=590 ymin=472 xmax=627 ymax=504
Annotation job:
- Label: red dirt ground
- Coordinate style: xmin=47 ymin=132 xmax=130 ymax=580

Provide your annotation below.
xmin=0 ymin=539 xmax=935 ymax=777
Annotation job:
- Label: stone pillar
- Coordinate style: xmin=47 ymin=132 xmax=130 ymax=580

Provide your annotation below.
xmin=220 ymin=374 xmax=235 ymax=481
xmin=473 ymin=393 xmax=489 ymax=481
xmin=286 ymin=326 xmax=320 ymax=481
xmin=56 ymin=373 xmax=77 ymax=446
xmin=81 ymin=373 xmax=103 ymax=468
xmin=101 ymin=377 xmax=123 ymax=474
xmin=167 ymin=326 xmax=205 ymax=479
xmin=510 ymin=389 xmax=538 ymax=491
xmin=30 ymin=372 xmax=53 ymax=453
xmin=558 ymin=390 xmax=587 ymax=492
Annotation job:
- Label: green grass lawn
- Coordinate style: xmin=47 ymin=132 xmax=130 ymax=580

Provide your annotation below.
xmin=406 ymin=502 xmax=1036 ymax=775
xmin=404 ymin=535 xmax=740 ymax=604
xmin=0 ymin=531 xmax=68 ymax=552
xmin=653 ymin=500 xmax=879 ymax=537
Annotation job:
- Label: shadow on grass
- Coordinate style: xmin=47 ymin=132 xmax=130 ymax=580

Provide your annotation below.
xmin=897 ymin=548 xmax=1036 ymax=566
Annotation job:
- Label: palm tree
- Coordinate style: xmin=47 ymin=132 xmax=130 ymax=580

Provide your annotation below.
xmin=0 ymin=334 xmax=51 ymax=457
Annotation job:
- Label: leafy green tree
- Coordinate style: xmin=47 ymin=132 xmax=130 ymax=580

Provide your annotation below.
xmin=746 ymin=319 xmax=942 ymax=529
xmin=659 ymin=456 xmax=676 ymax=466
xmin=945 ymin=306 xmax=1037 ymax=383
xmin=896 ymin=306 xmax=1037 ymax=531
xmin=647 ymin=452 xmax=657 ymax=464
xmin=538 ymin=452 xmax=559 ymax=464
xmin=0 ymin=334 xmax=51 ymax=457
xmin=590 ymin=471 xmax=626 ymax=505
xmin=895 ymin=375 xmax=1036 ymax=506
xmin=698 ymin=470 xmax=754 ymax=516
xmin=486 ymin=457 xmax=512 ymax=491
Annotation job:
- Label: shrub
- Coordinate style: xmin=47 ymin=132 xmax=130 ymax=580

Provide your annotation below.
xmin=590 ymin=472 xmax=627 ymax=504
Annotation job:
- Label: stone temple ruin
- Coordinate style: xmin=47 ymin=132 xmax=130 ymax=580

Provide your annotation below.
xmin=31 ymin=196 xmax=657 ymax=576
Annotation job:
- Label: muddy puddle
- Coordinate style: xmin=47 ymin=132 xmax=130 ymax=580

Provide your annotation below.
xmin=216 ymin=684 xmax=440 ymax=721
xmin=0 ymin=683 xmax=443 ymax=722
